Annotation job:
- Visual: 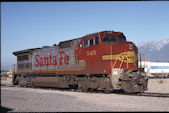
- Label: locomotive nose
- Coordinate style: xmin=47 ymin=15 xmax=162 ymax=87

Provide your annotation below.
xmin=102 ymin=42 xmax=137 ymax=67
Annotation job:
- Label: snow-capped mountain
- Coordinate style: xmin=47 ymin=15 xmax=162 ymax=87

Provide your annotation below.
xmin=135 ymin=39 xmax=169 ymax=62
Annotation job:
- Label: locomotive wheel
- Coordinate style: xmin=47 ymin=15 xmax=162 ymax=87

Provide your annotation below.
xmin=18 ymin=76 xmax=28 ymax=87
xmin=79 ymin=87 xmax=88 ymax=92
xmin=103 ymin=89 xmax=112 ymax=94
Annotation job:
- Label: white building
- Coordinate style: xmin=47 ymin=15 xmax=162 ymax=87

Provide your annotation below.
xmin=138 ymin=61 xmax=169 ymax=77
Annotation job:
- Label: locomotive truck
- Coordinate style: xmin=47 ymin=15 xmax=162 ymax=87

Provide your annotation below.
xmin=12 ymin=30 xmax=148 ymax=93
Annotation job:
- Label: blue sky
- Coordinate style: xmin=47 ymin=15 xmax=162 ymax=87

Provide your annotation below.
xmin=1 ymin=2 xmax=169 ymax=70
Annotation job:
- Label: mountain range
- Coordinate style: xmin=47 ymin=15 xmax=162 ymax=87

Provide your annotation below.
xmin=135 ymin=39 xmax=169 ymax=62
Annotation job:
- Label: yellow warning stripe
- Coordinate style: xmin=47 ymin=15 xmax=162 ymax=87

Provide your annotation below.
xmin=102 ymin=51 xmax=135 ymax=63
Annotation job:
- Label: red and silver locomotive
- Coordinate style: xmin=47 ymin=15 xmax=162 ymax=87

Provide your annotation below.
xmin=12 ymin=31 xmax=148 ymax=93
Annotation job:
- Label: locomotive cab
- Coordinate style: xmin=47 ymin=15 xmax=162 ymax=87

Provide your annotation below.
xmin=100 ymin=31 xmax=148 ymax=93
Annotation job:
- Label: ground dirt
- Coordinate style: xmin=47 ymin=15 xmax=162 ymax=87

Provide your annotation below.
xmin=1 ymin=77 xmax=169 ymax=112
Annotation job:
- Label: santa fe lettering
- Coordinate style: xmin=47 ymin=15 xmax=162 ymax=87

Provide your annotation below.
xmin=35 ymin=51 xmax=69 ymax=67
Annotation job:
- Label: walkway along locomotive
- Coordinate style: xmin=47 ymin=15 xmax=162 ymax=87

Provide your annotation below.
xmin=12 ymin=31 xmax=148 ymax=93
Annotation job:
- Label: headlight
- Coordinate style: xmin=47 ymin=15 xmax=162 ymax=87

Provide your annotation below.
xmin=107 ymin=31 xmax=113 ymax=34
xmin=129 ymin=43 xmax=132 ymax=50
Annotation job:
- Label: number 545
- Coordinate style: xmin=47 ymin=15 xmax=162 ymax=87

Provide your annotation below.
xmin=86 ymin=50 xmax=96 ymax=56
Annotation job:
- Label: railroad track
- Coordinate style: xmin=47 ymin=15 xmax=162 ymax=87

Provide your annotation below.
xmin=137 ymin=92 xmax=169 ymax=98
xmin=2 ymin=84 xmax=169 ymax=98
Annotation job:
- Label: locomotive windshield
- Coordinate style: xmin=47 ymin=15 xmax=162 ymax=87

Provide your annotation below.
xmin=101 ymin=36 xmax=116 ymax=42
xmin=118 ymin=36 xmax=126 ymax=42
xmin=102 ymin=35 xmax=126 ymax=43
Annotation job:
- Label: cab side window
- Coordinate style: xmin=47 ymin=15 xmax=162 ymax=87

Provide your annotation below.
xmin=83 ymin=37 xmax=99 ymax=48
xmin=95 ymin=37 xmax=98 ymax=45
xmin=90 ymin=39 xmax=94 ymax=46
xmin=83 ymin=40 xmax=89 ymax=47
